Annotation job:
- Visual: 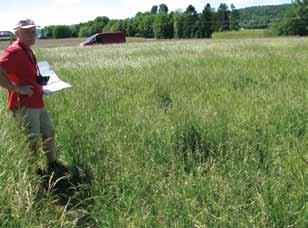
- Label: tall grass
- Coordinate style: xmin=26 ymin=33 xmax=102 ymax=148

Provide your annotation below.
xmin=1 ymin=37 xmax=308 ymax=227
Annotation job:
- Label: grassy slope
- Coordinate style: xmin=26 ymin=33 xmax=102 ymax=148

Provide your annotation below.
xmin=1 ymin=38 xmax=308 ymax=227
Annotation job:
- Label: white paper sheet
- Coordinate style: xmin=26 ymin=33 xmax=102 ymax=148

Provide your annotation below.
xmin=38 ymin=61 xmax=72 ymax=95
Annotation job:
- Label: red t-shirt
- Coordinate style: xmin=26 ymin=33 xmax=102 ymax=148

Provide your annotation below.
xmin=0 ymin=41 xmax=44 ymax=110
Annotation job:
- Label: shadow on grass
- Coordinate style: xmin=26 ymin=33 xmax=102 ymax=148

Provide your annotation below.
xmin=36 ymin=163 xmax=99 ymax=227
xmin=174 ymin=121 xmax=227 ymax=174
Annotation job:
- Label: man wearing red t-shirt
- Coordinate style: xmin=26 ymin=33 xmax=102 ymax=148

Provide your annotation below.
xmin=0 ymin=19 xmax=67 ymax=173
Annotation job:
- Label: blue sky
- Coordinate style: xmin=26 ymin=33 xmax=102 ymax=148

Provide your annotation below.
xmin=0 ymin=0 xmax=292 ymax=31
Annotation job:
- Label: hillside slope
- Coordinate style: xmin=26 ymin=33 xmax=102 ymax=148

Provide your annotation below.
xmin=239 ymin=4 xmax=292 ymax=28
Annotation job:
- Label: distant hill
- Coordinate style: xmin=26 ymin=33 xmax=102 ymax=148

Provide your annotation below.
xmin=238 ymin=4 xmax=292 ymax=29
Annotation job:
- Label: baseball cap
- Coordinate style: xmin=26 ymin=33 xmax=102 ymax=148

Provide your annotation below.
xmin=14 ymin=19 xmax=39 ymax=30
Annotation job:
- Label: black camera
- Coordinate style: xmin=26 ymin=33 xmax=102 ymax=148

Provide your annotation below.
xmin=37 ymin=73 xmax=50 ymax=86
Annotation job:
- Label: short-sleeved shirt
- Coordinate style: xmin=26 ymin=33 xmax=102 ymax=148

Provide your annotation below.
xmin=0 ymin=41 xmax=44 ymax=110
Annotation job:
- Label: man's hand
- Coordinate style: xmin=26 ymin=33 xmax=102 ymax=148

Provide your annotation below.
xmin=0 ymin=67 xmax=33 ymax=96
xmin=16 ymin=85 xmax=34 ymax=96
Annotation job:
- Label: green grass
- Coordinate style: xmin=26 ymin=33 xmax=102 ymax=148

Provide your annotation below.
xmin=1 ymin=37 xmax=308 ymax=227
xmin=212 ymin=29 xmax=275 ymax=39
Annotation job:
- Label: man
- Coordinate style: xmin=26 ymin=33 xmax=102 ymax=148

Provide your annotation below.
xmin=0 ymin=19 xmax=67 ymax=173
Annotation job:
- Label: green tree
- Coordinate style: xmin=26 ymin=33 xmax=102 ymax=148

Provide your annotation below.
xmin=217 ymin=3 xmax=230 ymax=31
xmin=78 ymin=26 xmax=90 ymax=37
xmin=294 ymin=0 xmax=308 ymax=35
xmin=193 ymin=20 xmax=202 ymax=38
xmin=230 ymin=4 xmax=240 ymax=30
xmin=71 ymin=24 xmax=80 ymax=37
xmin=271 ymin=1 xmax=308 ymax=36
xmin=199 ymin=3 xmax=214 ymax=38
xmin=183 ymin=5 xmax=198 ymax=38
xmin=43 ymin=25 xmax=55 ymax=38
xmin=173 ymin=11 xmax=185 ymax=38
xmin=77 ymin=16 xmax=109 ymax=38
xmin=103 ymin=20 xmax=120 ymax=32
xmin=53 ymin=25 xmax=72 ymax=38
xmin=126 ymin=19 xmax=137 ymax=37
xmin=151 ymin=5 xmax=158 ymax=14
xmin=92 ymin=16 xmax=110 ymax=32
xmin=153 ymin=13 xmax=173 ymax=38
xmin=133 ymin=13 xmax=154 ymax=37
xmin=141 ymin=14 xmax=155 ymax=38
xmin=159 ymin=3 xmax=169 ymax=14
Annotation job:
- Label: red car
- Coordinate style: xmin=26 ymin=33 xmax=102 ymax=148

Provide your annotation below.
xmin=80 ymin=32 xmax=126 ymax=46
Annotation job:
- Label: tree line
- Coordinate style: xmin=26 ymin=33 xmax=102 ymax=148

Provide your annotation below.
xmin=42 ymin=3 xmax=240 ymax=39
xmin=42 ymin=2 xmax=308 ymax=39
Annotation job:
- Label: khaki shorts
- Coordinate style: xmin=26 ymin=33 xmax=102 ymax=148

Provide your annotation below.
xmin=13 ymin=108 xmax=54 ymax=144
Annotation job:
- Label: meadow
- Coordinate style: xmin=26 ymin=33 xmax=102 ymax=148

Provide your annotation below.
xmin=0 ymin=37 xmax=308 ymax=227
xmin=212 ymin=29 xmax=275 ymax=39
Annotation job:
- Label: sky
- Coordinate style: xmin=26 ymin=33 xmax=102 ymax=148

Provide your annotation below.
xmin=0 ymin=0 xmax=292 ymax=31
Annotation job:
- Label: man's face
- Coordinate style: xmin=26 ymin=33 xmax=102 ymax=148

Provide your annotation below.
xmin=16 ymin=27 xmax=36 ymax=47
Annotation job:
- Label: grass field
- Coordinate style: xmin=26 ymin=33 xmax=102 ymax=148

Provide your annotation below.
xmin=0 ymin=37 xmax=154 ymax=50
xmin=0 ymin=37 xmax=308 ymax=227
xmin=212 ymin=29 xmax=275 ymax=39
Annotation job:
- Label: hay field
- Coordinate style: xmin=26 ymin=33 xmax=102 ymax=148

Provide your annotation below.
xmin=0 ymin=37 xmax=308 ymax=227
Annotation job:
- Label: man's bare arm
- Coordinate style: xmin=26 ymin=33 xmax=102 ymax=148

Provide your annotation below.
xmin=0 ymin=67 xmax=33 ymax=96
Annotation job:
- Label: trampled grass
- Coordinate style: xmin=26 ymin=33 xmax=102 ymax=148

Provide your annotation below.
xmin=1 ymin=37 xmax=308 ymax=227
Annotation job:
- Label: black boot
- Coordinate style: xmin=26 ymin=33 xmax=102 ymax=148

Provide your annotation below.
xmin=47 ymin=159 xmax=69 ymax=176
